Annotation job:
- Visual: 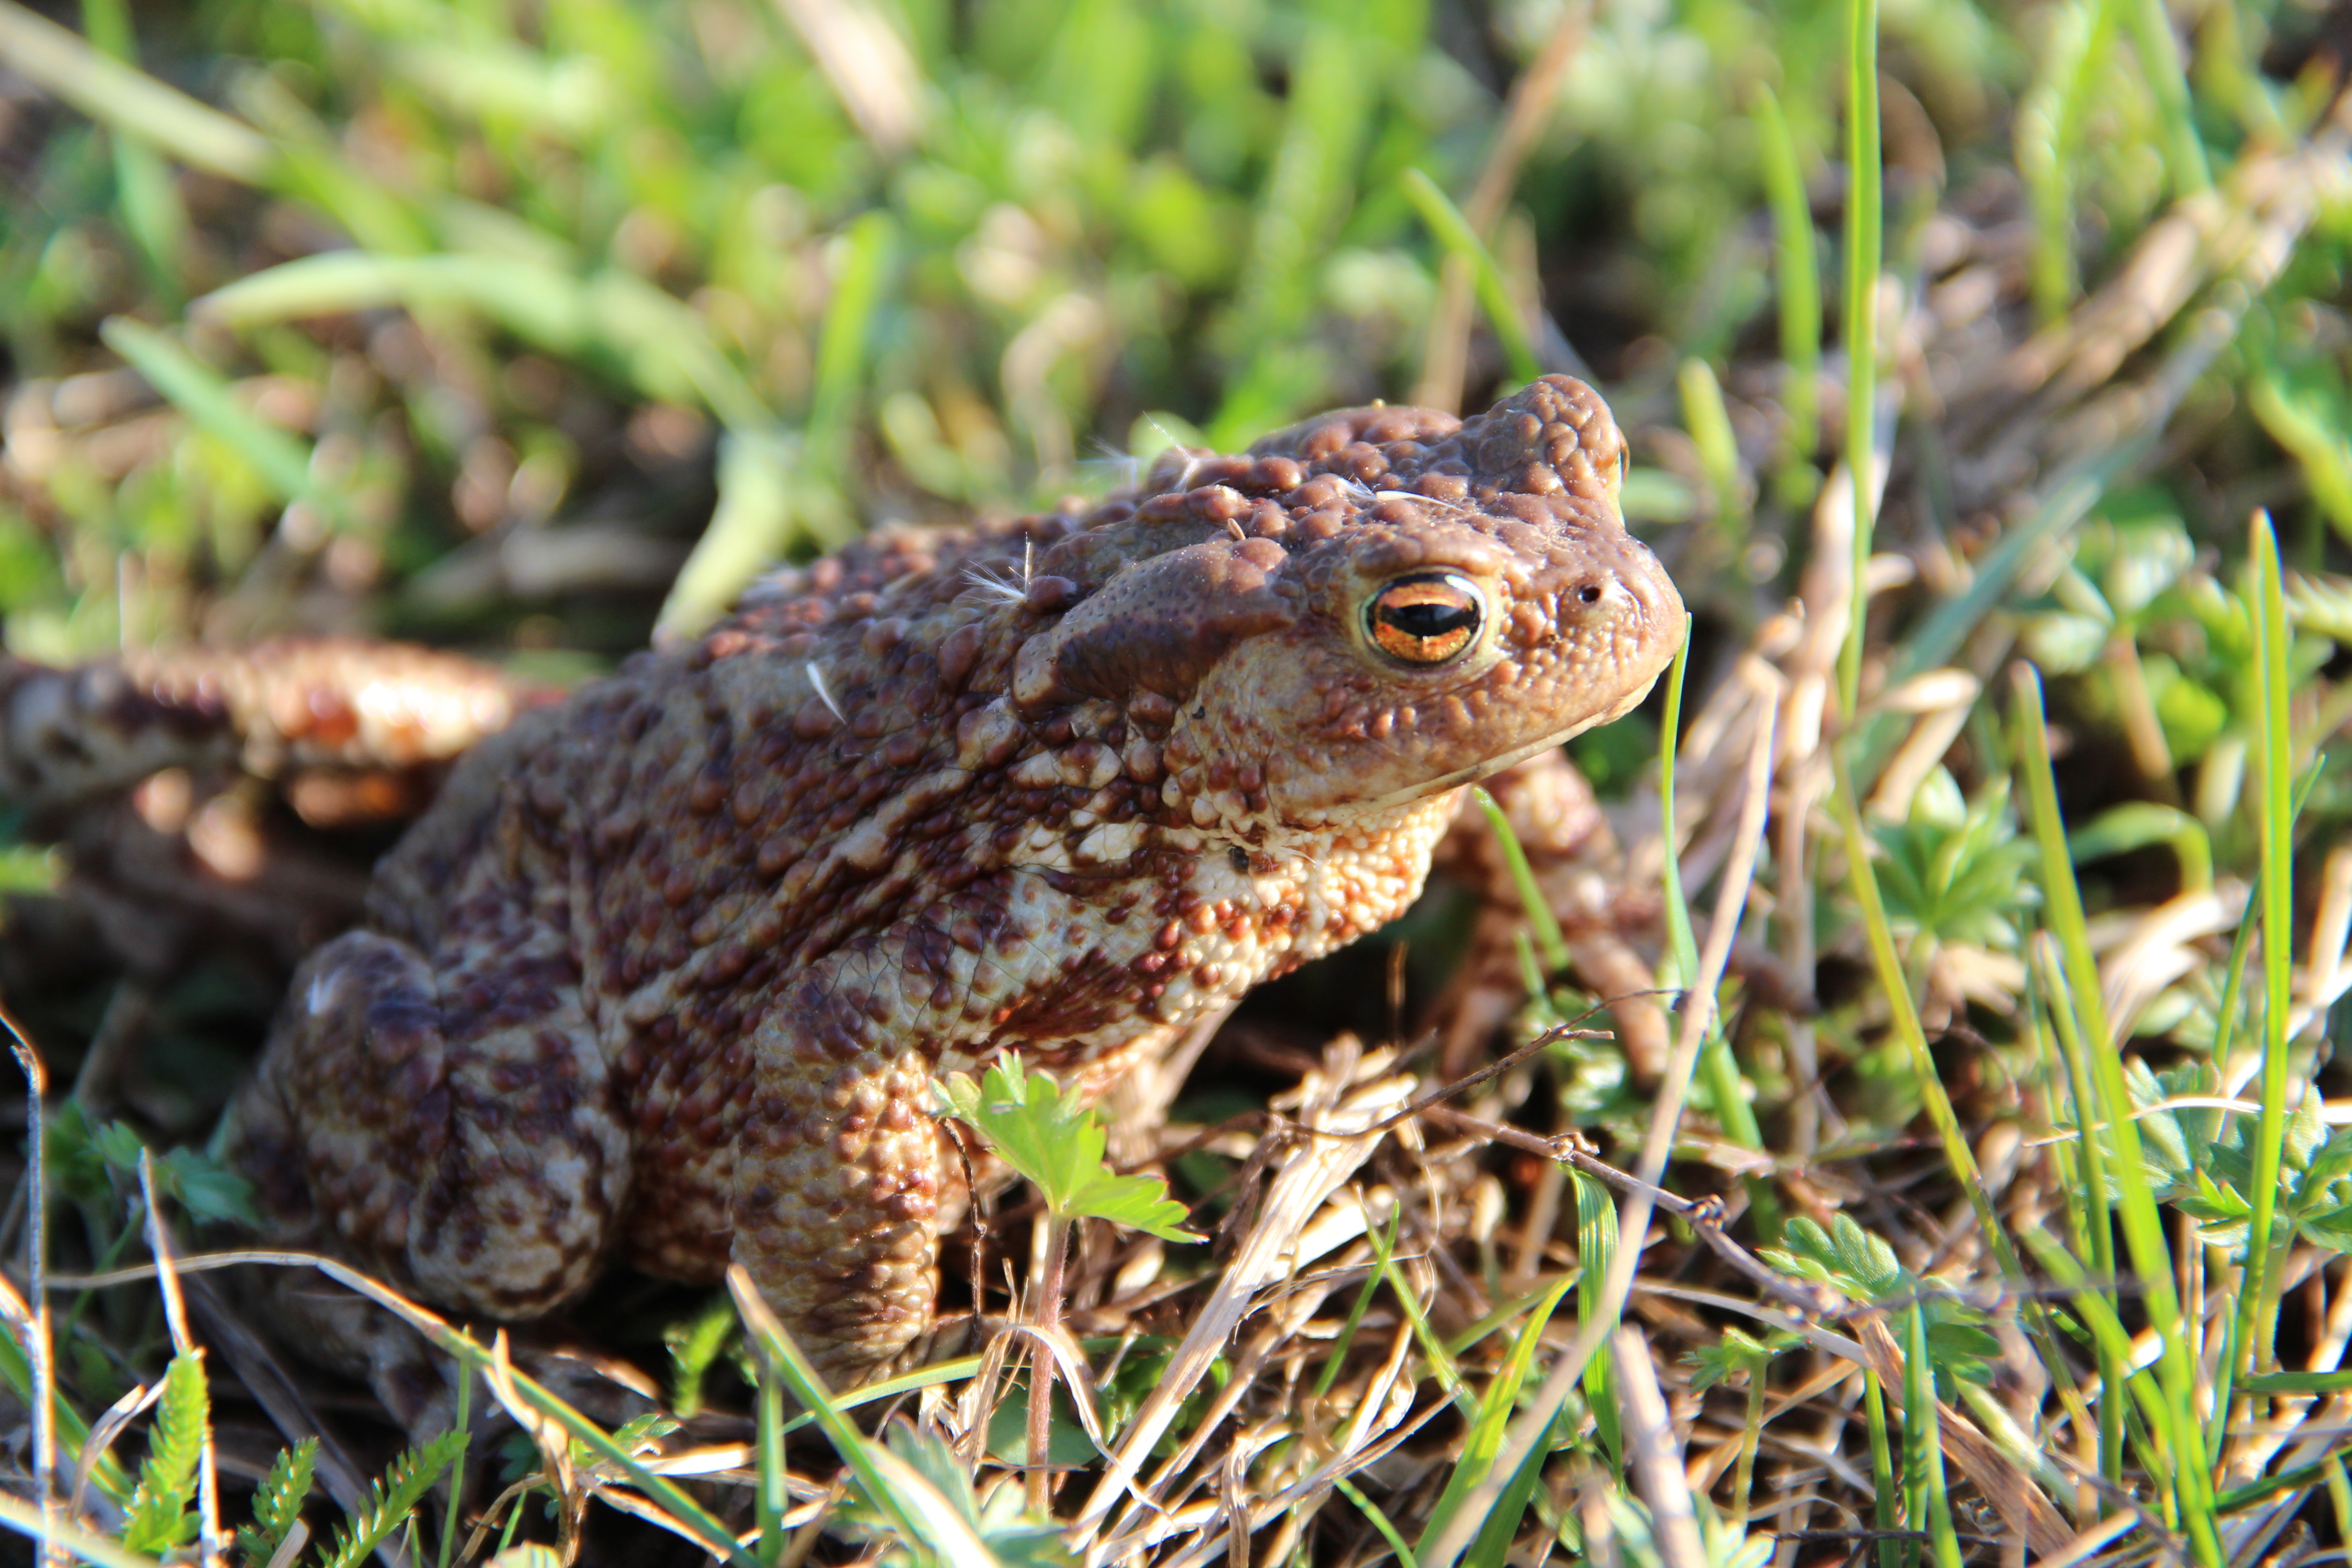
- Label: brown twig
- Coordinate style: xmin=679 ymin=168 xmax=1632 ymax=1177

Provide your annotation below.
xmin=1412 ymin=0 xmax=1592 ymax=412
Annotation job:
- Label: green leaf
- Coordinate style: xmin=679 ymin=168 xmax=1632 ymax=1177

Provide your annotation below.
xmin=236 ymin=1438 xmax=317 ymax=1568
xmin=664 ymin=1294 xmax=737 ymax=1417
xmin=837 ymin=1425 xmax=1073 ymax=1568
xmin=1764 ymin=1216 xmax=1997 ymax=1397
xmin=318 ymin=1431 xmax=466 ymax=1568
xmin=1685 ymin=1327 xmax=1797 ymax=1396
xmin=122 ymin=1351 xmax=207 ymax=1554
xmin=48 ymin=1111 xmax=261 ymax=1228
xmin=160 ymin=1146 xmax=261 ymax=1229
xmin=935 ymin=1058 xmax=1199 ymax=1241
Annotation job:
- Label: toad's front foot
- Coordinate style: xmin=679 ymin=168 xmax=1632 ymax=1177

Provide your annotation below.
xmin=731 ymin=995 xmax=963 ymax=1387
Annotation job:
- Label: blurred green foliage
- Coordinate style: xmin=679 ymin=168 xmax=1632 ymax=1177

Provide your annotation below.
xmin=0 ymin=0 xmax=2107 ymax=656
xmin=3 ymin=0 xmax=2346 ymax=674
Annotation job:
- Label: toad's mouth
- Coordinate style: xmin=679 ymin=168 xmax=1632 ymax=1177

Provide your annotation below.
xmin=1333 ymin=666 xmax=1669 ymax=820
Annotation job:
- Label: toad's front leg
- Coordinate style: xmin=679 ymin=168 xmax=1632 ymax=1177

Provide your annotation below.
xmin=732 ymin=960 xmax=962 ymax=1387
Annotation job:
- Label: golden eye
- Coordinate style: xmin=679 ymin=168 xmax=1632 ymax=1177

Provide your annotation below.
xmin=1365 ymin=573 xmax=1485 ymax=666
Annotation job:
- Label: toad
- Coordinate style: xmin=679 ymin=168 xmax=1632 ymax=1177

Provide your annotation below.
xmin=7 ymin=375 xmax=1683 ymax=1392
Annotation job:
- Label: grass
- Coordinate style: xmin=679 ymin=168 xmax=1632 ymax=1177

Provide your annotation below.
xmin=4 ymin=0 xmax=2352 ymax=1563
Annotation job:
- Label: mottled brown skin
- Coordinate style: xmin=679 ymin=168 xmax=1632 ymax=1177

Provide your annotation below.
xmin=212 ymin=375 xmax=1683 ymax=1386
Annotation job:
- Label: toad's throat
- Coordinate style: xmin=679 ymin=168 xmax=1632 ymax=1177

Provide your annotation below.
xmin=1332 ymin=668 xmax=1670 ymax=821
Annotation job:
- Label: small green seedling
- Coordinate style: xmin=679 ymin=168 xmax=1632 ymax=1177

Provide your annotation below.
xmin=235 ymin=1439 xmax=317 ymax=1568
xmin=121 ymin=1351 xmax=207 ymax=1556
xmin=1763 ymin=1216 xmax=1999 ymax=1398
xmin=937 ymin=1056 xmax=1198 ymax=1507
xmin=318 ymin=1431 xmax=468 ymax=1568
xmin=935 ymin=1056 xmax=1200 ymax=1245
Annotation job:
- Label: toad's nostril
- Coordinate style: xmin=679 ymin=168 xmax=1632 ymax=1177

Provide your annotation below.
xmin=1578 ymin=584 xmax=1602 ymax=604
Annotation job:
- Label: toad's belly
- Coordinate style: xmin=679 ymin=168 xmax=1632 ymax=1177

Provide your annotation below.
xmin=607 ymin=791 xmax=1459 ymax=1281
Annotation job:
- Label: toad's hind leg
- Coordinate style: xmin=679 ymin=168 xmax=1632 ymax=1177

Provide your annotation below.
xmin=231 ymin=925 xmax=634 ymax=1327
xmin=732 ymin=972 xmax=958 ymax=1387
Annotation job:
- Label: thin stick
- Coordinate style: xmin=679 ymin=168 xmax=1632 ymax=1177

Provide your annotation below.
xmin=138 ymin=1153 xmax=221 ymax=1568
xmin=1615 ymin=1326 xmax=1707 ymax=1568
xmin=0 ymin=1000 xmax=58 ymax=1568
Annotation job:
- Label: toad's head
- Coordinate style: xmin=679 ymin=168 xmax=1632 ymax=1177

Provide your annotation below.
xmin=1012 ymin=375 xmax=1685 ymax=830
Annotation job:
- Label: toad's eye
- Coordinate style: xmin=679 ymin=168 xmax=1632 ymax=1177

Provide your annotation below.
xmin=1365 ymin=573 xmax=1485 ymax=666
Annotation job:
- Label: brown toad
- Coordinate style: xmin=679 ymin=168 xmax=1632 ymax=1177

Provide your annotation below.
xmin=17 ymin=375 xmax=1682 ymax=1389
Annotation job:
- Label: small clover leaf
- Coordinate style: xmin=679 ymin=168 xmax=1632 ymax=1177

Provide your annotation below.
xmin=936 ymin=1058 xmax=1200 ymax=1242
xmin=1764 ymin=1215 xmax=1996 ymax=1397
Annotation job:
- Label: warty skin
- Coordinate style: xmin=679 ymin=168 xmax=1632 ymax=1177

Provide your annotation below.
xmin=156 ymin=373 xmax=1681 ymax=1390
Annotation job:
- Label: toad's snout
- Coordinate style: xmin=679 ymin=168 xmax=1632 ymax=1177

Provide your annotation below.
xmin=1617 ymin=534 xmax=1686 ymax=657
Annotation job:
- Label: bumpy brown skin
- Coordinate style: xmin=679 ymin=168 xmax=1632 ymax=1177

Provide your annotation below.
xmin=222 ymin=375 xmax=1684 ymax=1386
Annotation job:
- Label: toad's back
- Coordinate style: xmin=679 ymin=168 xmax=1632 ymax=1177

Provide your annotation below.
xmin=222 ymin=374 xmax=1682 ymax=1383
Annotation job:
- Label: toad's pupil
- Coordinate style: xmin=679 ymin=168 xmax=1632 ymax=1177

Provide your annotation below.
xmin=1386 ymin=602 xmax=1475 ymax=637
xmin=1368 ymin=575 xmax=1483 ymax=664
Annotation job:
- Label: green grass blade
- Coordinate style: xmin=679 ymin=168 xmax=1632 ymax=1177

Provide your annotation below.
xmin=807 ymin=210 xmax=892 ymax=473
xmin=2241 ymin=1370 xmax=2352 ymax=1395
xmin=1865 ymin=1371 xmax=1900 ymax=1568
xmin=1907 ymin=1307 xmax=1964 ymax=1568
xmin=197 ymin=253 xmax=768 ymax=429
xmin=1316 ymin=1206 xmax=1402 ymax=1402
xmin=655 ymin=432 xmax=804 ymax=642
xmin=1473 ymin=786 xmax=1568 ymax=974
xmin=2065 ymin=803 xmax=2212 ymax=892
xmin=1461 ymin=1406 xmax=1562 ymax=1568
xmin=0 ymin=1488 xmax=175 ymax=1568
xmin=1418 ymin=1270 xmax=1575 ymax=1554
xmin=728 ymin=1267 xmax=945 ymax=1558
xmin=1752 ymin=82 xmax=1820 ymax=492
xmin=2207 ymin=757 xmax=2322 ymax=1073
xmin=1340 ymin=1477 xmax=1421 ymax=1568
xmin=2231 ymin=511 xmax=2297 ymax=1385
xmin=1658 ymin=621 xmax=1698 ymax=991
xmin=755 ymin=1339 xmax=786 ymax=1565
xmin=80 ymin=0 xmax=187 ymax=310
xmin=1400 ymin=168 xmax=1541 ymax=389
xmin=435 ymin=1374 xmax=466 ymax=1568
xmin=2012 ymin=666 xmax=2222 ymax=1567
xmin=2030 ymin=942 xmax=2125 ymax=1487
xmin=1838 ymin=0 xmax=1882 ymax=720
xmin=1211 ymin=24 xmax=1374 ymax=443
xmin=2123 ymin=0 xmax=2210 ymax=195
xmin=2019 ymin=1227 xmax=2174 ymax=1483
xmin=2249 ymin=375 xmax=2352 ymax=549
xmin=0 ymin=1330 xmax=131 ymax=1505
xmin=99 ymin=317 xmax=332 ymax=522
xmin=1829 ymin=751 xmax=2029 ymax=1281
xmin=1575 ymin=1169 xmax=1622 ymax=1467
xmin=1677 ymin=358 xmax=1743 ymax=535
xmin=0 ymin=0 xmax=273 ymax=181
xmin=1898 ymin=1308 xmax=1929 ymax=1568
